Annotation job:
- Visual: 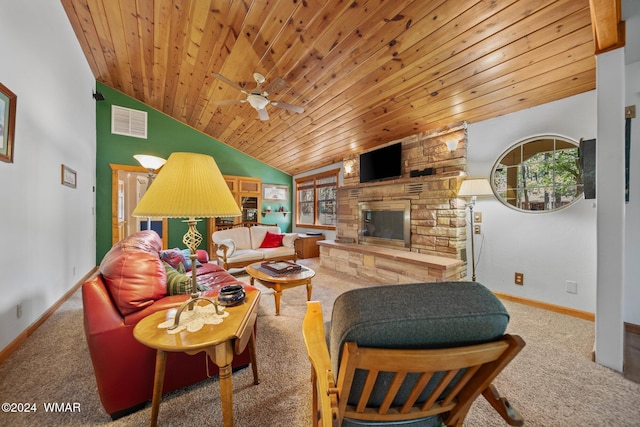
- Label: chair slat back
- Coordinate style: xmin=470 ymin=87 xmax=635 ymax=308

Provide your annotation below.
xmin=335 ymin=340 xmax=516 ymax=424
xmin=303 ymin=300 xmax=525 ymax=427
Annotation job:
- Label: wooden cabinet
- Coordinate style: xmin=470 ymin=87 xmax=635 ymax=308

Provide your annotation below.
xmin=207 ymin=175 xmax=262 ymax=256
xmin=214 ymin=175 xmax=262 ymax=226
xmin=295 ymin=234 xmax=324 ymax=259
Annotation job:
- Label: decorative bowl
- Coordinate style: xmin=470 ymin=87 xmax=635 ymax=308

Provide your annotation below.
xmin=217 ymin=285 xmax=246 ymax=306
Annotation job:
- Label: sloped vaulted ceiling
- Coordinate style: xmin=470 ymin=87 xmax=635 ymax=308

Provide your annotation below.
xmin=62 ymin=0 xmax=622 ymax=175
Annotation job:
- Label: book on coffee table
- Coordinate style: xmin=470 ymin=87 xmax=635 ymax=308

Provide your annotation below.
xmin=260 ymin=260 xmax=302 ymax=274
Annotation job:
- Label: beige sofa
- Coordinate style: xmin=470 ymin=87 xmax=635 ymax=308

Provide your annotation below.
xmin=212 ymin=224 xmax=298 ymax=270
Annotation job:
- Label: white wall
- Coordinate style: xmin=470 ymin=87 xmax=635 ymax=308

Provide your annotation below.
xmin=0 ymin=0 xmax=96 ymax=351
xmin=624 ymin=60 xmax=640 ymax=325
xmin=467 ymin=92 xmax=598 ymax=313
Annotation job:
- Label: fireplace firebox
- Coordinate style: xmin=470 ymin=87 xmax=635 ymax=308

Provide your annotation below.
xmin=358 ymin=200 xmax=411 ymax=250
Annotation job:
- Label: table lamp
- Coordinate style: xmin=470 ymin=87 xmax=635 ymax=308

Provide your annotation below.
xmin=133 ymin=152 xmax=241 ymax=329
xmin=458 ymin=178 xmax=493 ymax=281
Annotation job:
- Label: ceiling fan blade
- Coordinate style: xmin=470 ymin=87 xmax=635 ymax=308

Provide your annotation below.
xmin=271 ymin=101 xmax=304 ymax=114
xmin=263 ymin=77 xmax=288 ymax=95
xmin=215 ymin=99 xmax=245 ymax=105
xmin=212 ymin=73 xmax=247 ymax=93
xmin=257 ymin=108 xmax=269 ymax=121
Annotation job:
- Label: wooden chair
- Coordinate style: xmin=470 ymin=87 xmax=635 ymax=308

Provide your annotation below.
xmin=302 ymin=282 xmax=526 ymax=427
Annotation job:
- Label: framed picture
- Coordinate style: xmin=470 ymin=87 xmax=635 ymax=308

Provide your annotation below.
xmin=263 ymin=184 xmax=288 ymax=202
xmin=61 ymin=164 xmax=77 ymax=188
xmin=0 ymin=82 xmax=17 ymax=163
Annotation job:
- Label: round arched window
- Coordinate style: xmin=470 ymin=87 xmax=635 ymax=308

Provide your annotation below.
xmin=491 ymin=135 xmax=583 ymax=212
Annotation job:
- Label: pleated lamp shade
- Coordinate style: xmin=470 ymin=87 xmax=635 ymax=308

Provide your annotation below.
xmin=132 ymin=152 xmax=241 ymax=219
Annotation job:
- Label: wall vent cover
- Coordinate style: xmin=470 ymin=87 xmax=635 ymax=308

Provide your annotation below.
xmin=407 ymin=183 xmax=424 ymax=194
xmin=111 ymin=105 xmax=147 ymax=139
xmin=348 ymin=189 xmax=361 ymax=199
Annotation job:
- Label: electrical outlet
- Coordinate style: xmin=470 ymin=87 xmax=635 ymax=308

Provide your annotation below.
xmin=514 ymin=272 xmax=524 ymax=285
xmin=566 ymin=280 xmax=577 ymax=294
xmin=16 ymin=304 xmax=22 ymax=319
xmin=474 ymin=211 xmax=482 ymax=223
xmin=474 ymin=224 xmax=481 ymax=234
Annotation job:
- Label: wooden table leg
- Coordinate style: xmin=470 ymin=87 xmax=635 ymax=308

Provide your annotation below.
xmin=209 ymin=341 xmax=235 ymax=427
xmin=249 ymin=330 xmax=260 ymax=385
xmin=150 ymin=350 xmax=167 ymax=427
xmin=218 ymin=363 xmax=234 ymax=427
xmin=306 ymin=280 xmax=313 ymax=301
xmin=273 ymin=287 xmax=282 ymax=316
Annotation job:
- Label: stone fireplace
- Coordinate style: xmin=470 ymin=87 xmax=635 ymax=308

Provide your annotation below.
xmin=319 ymin=122 xmax=469 ymax=283
xmin=358 ymin=200 xmax=411 ymax=250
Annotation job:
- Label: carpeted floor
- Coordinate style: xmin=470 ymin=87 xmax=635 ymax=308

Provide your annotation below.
xmin=1 ymin=258 xmax=639 ymax=426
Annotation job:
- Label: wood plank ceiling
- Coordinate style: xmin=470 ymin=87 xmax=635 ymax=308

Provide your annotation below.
xmin=62 ymin=0 xmax=610 ymax=176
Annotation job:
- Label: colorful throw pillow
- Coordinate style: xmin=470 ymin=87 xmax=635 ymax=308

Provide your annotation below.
xmin=260 ymin=231 xmax=285 ymax=248
xmin=163 ymin=261 xmax=192 ymax=295
xmin=196 ymin=249 xmax=209 ymax=264
xmin=160 ymin=249 xmax=187 ymax=270
xmin=180 ymin=249 xmax=202 ymax=271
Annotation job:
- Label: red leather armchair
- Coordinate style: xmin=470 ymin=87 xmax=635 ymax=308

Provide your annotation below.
xmin=83 ymin=231 xmax=257 ymax=419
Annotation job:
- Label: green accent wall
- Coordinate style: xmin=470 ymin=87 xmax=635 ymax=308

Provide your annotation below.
xmin=96 ymin=82 xmax=292 ymax=262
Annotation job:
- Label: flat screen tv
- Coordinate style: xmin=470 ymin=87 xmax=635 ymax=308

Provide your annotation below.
xmin=360 ymin=142 xmax=402 ymax=183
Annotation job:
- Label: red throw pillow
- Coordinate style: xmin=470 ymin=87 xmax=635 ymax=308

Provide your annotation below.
xmin=260 ymin=231 xmax=285 ymax=248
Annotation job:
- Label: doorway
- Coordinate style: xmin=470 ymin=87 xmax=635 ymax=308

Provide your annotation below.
xmin=110 ymin=164 xmax=168 ymax=248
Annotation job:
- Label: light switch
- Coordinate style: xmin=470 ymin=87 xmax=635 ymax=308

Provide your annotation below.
xmin=474 ymin=211 xmax=482 ymax=223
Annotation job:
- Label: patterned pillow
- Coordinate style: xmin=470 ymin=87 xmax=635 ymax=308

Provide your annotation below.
xmin=180 ymin=249 xmax=202 ymax=271
xmin=163 ymin=261 xmax=192 ymax=295
xmin=160 ymin=249 xmax=187 ymax=270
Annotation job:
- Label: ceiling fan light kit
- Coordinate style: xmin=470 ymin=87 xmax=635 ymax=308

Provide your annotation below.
xmin=213 ymin=72 xmax=304 ymax=121
xmin=247 ymin=94 xmax=269 ymax=110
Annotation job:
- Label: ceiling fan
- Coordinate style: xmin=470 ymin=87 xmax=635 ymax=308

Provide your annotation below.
xmin=213 ymin=72 xmax=304 ymax=121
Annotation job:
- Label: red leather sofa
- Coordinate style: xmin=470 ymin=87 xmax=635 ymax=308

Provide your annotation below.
xmin=83 ymin=230 xmax=257 ymax=419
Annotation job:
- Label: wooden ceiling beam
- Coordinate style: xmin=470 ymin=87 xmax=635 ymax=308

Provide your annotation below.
xmin=589 ymin=0 xmax=625 ymax=54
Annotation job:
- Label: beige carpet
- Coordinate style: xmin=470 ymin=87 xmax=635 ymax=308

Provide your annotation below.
xmin=1 ymin=258 xmax=639 ymax=426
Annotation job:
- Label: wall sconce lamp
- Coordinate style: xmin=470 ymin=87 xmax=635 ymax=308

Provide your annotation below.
xmin=343 ymin=159 xmax=356 ymax=174
xmin=134 ymin=154 xmax=167 ymax=184
xmin=92 ymin=91 xmax=105 ymax=101
xmin=458 ymin=178 xmax=493 ymax=281
xmin=134 ymin=154 xmax=167 ymax=230
xmin=445 ymin=140 xmax=458 ymax=152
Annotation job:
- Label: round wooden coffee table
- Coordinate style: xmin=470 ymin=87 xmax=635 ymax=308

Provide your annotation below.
xmin=246 ymin=262 xmax=315 ymax=316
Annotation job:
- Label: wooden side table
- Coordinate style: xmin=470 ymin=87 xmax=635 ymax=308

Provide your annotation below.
xmin=246 ymin=263 xmax=315 ymax=316
xmin=295 ymin=234 xmax=324 ymax=258
xmin=133 ymin=289 xmax=261 ymax=427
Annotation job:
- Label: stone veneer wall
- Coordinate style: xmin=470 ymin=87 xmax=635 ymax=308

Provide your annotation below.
xmin=338 ymin=122 xmax=469 ymax=266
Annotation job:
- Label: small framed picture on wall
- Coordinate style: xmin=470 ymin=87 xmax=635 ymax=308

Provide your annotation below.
xmin=0 ymin=82 xmax=17 ymax=163
xmin=263 ymin=184 xmax=288 ymax=202
xmin=61 ymin=164 xmax=77 ymax=189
